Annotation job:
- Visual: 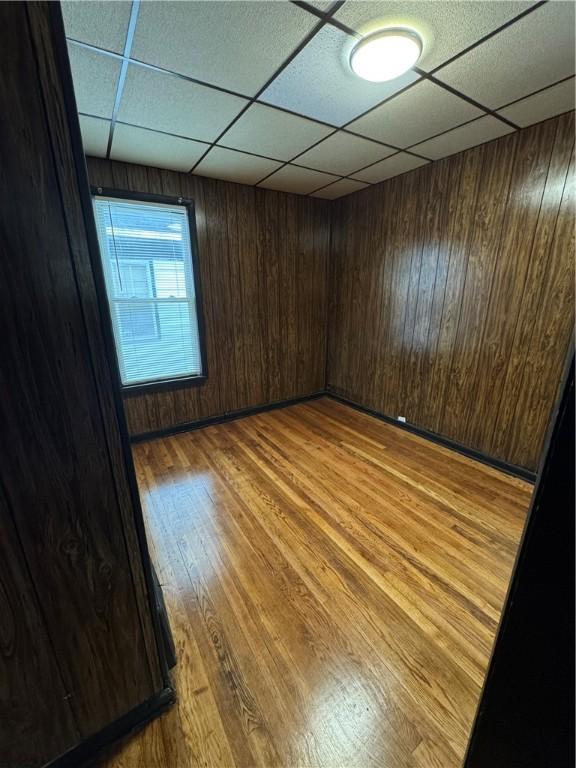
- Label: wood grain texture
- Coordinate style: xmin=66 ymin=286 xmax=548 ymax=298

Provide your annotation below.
xmin=30 ymin=0 xmax=164 ymax=702
xmin=328 ymin=113 xmax=575 ymax=472
xmin=0 ymin=3 xmax=163 ymax=762
xmin=87 ymin=158 xmax=331 ymax=437
xmin=98 ymin=398 xmax=531 ymax=768
xmin=0 ymin=487 xmax=79 ymax=767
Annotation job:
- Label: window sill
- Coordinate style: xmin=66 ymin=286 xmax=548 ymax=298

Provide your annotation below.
xmin=122 ymin=375 xmax=207 ymax=397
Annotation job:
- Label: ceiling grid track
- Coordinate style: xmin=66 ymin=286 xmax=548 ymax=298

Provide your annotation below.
xmin=105 ymin=0 xmax=140 ymax=159
xmin=188 ymin=0 xmax=346 ymax=175
xmin=64 ymin=0 xmax=574 ymax=198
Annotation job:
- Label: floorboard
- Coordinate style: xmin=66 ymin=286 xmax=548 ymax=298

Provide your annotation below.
xmin=98 ymin=397 xmax=531 ymax=768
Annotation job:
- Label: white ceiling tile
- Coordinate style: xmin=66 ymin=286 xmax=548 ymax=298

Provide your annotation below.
xmin=353 ymin=152 xmax=429 ymax=184
xmin=79 ymin=115 xmax=110 ymax=157
xmin=435 ymin=3 xmax=576 ymax=109
xmin=411 ymin=115 xmax=515 ymax=161
xmin=258 ymin=166 xmax=339 ymax=195
xmin=347 ymin=80 xmax=484 ymax=149
xmin=68 ymin=44 xmax=120 ymax=119
xmin=117 ymin=64 xmax=248 ymax=143
xmin=110 ymin=123 xmax=208 ymax=172
xmin=498 ymin=78 xmax=576 ymax=128
xmin=62 ymin=0 xmax=131 ymax=54
xmin=312 ymin=178 xmax=370 ymax=199
xmin=296 ymin=131 xmax=395 ymax=175
xmin=219 ymin=103 xmax=333 ymax=161
xmin=334 ymin=1 xmax=533 ymax=71
xmin=307 ymin=1 xmax=337 ymax=10
xmin=131 ymin=1 xmax=318 ymax=97
xmin=261 ymin=25 xmax=421 ymax=126
xmin=194 ymin=147 xmax=283 ymax=185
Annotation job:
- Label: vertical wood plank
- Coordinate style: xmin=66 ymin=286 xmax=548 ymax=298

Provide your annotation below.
xmin=88 ymin=160 xmax=331 ymax=435
xmin=508 ymin=148 xmax=575 ymax=469
xmin=441 ymin=134 xmax=517 ymax=445
xmin=0 ymin=3 xmax=165 ymax=761
xmin=491 ymin=112 xmax=575 ymax=460
xmin=0 ymin=489 xmax=79 ymax=766
xmin=467 ymin=118 xmax=557 ymax=451
xmin=327 ymin=113 xmax=575 ymax=472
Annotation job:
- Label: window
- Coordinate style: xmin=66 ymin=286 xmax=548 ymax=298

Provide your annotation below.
xmin=93 ymin=193 xmax=205 ymax=389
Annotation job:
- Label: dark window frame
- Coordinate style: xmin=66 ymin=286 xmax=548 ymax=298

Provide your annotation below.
xmin=92 ymin=186 xmax=208 ymax=396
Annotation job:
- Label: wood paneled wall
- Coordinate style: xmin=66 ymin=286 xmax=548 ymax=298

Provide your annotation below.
xmin=89 ymin=117 xmax=574 ymax=467
xmin=328 ymin=112 xmax=575 ymax=472
xmin=0 ymin=4 xmax=165 ymax=765
xmin=87 ymin=158 xmax=331 ymax=436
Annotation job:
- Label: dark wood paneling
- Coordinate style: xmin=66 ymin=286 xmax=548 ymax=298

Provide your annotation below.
xmin=328 ymin=113 xmax=575 ymax=472
xmin=88 ymin=158 xmax=331 ymax=436
xmin=31 ymin=2 xmax=165 ymax=701
xmin=0 ymin=488 xmax=79 ymax=767
xmin=0 ymin=3 xmax=164 ymax=763
xmin=465 ymin=357 xmax=574 ymax=768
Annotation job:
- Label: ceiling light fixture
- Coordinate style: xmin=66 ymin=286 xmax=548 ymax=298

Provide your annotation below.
xmin=350 ymin=29 xmax=422 ymax=82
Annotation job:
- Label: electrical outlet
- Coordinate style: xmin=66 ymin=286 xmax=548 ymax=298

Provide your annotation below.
xmin=398 ymin=416 xmax=406 ymax=423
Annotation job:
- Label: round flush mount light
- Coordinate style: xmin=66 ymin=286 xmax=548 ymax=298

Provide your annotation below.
xmin=350 ymin=29 xmax=422 ymax=82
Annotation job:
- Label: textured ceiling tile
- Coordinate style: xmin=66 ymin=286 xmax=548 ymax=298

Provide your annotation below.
xmin=68 ymin=44 xmax=121 ymax=118
xmin=296 ymin=131 xmax=395 ymax=175
xmin=411 ymin=115 xmax=515 ymax=161
xmin=348 ymin=80 xmax=484 ymax=149
xmin=435 ymin=3 xmax=576 ymax=109
xmin=261 ymin=25 xmax=420 ymax=126
xmin=194 ymin=147 xmax=283 ymax=185
xmin=258 ymin=165 xmax=339 ymax=195
xmin=79 ymin=115 xmax=110 ymax=157
xmin=219 ymin=103 xmax=333 ymax=161
xmin=131 ymin=1 xmax=318 ymax=97
xmin=497 ymin=78 xmax=576 ymax=128
xmin=117 ymin=64 xmax=248 ymax=143
xmin=311 ymin=178 xmax=370 ymax=199
xmin=334 ymin=0 xmax=533 ymax=71
xmin=306 ymin=1 xmax=337 ymax=10
xmin=62 ymin=0 xmax=131 ymax=53
xmin=110 ymin=123 xmax=208 ymax=171
xmin=352 ymin=152 xmax=429 ymax=184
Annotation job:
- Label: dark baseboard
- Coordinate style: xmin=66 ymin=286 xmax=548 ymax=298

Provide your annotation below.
xmin=129 ymin=388 xmax=536 ymax=482
xmin=326 ymin=391 xmax=537 ymax=483
xmin=129 ymin=391 xmax=325 ymax=443
xmin=46 ymin=686 xmax=176 ymax=768
xmin=151 ymin=564 xmax=177 ymax=669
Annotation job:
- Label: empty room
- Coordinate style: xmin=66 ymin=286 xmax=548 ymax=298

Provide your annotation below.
xmin=1 ymin=1 xmax=574 ymax=767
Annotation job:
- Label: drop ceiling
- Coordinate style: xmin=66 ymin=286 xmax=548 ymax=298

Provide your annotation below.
xmin=64 ymin=0 xmax=576 ymax=199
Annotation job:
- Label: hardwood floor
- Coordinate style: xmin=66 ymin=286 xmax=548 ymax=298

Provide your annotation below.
xmin=99 ymin=397 xmax=532 ymax=768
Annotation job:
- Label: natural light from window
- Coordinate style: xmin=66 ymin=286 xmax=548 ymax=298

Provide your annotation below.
xmin=93 ymin=196 xmax=203 ymax=387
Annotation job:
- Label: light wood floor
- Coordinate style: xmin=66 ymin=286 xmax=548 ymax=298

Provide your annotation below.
xmin=101 ymin=397 xmax=532 ymax=768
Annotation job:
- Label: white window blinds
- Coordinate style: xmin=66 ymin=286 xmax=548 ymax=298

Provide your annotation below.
xmin=93 ymin=196 xmax=203 ymax=387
